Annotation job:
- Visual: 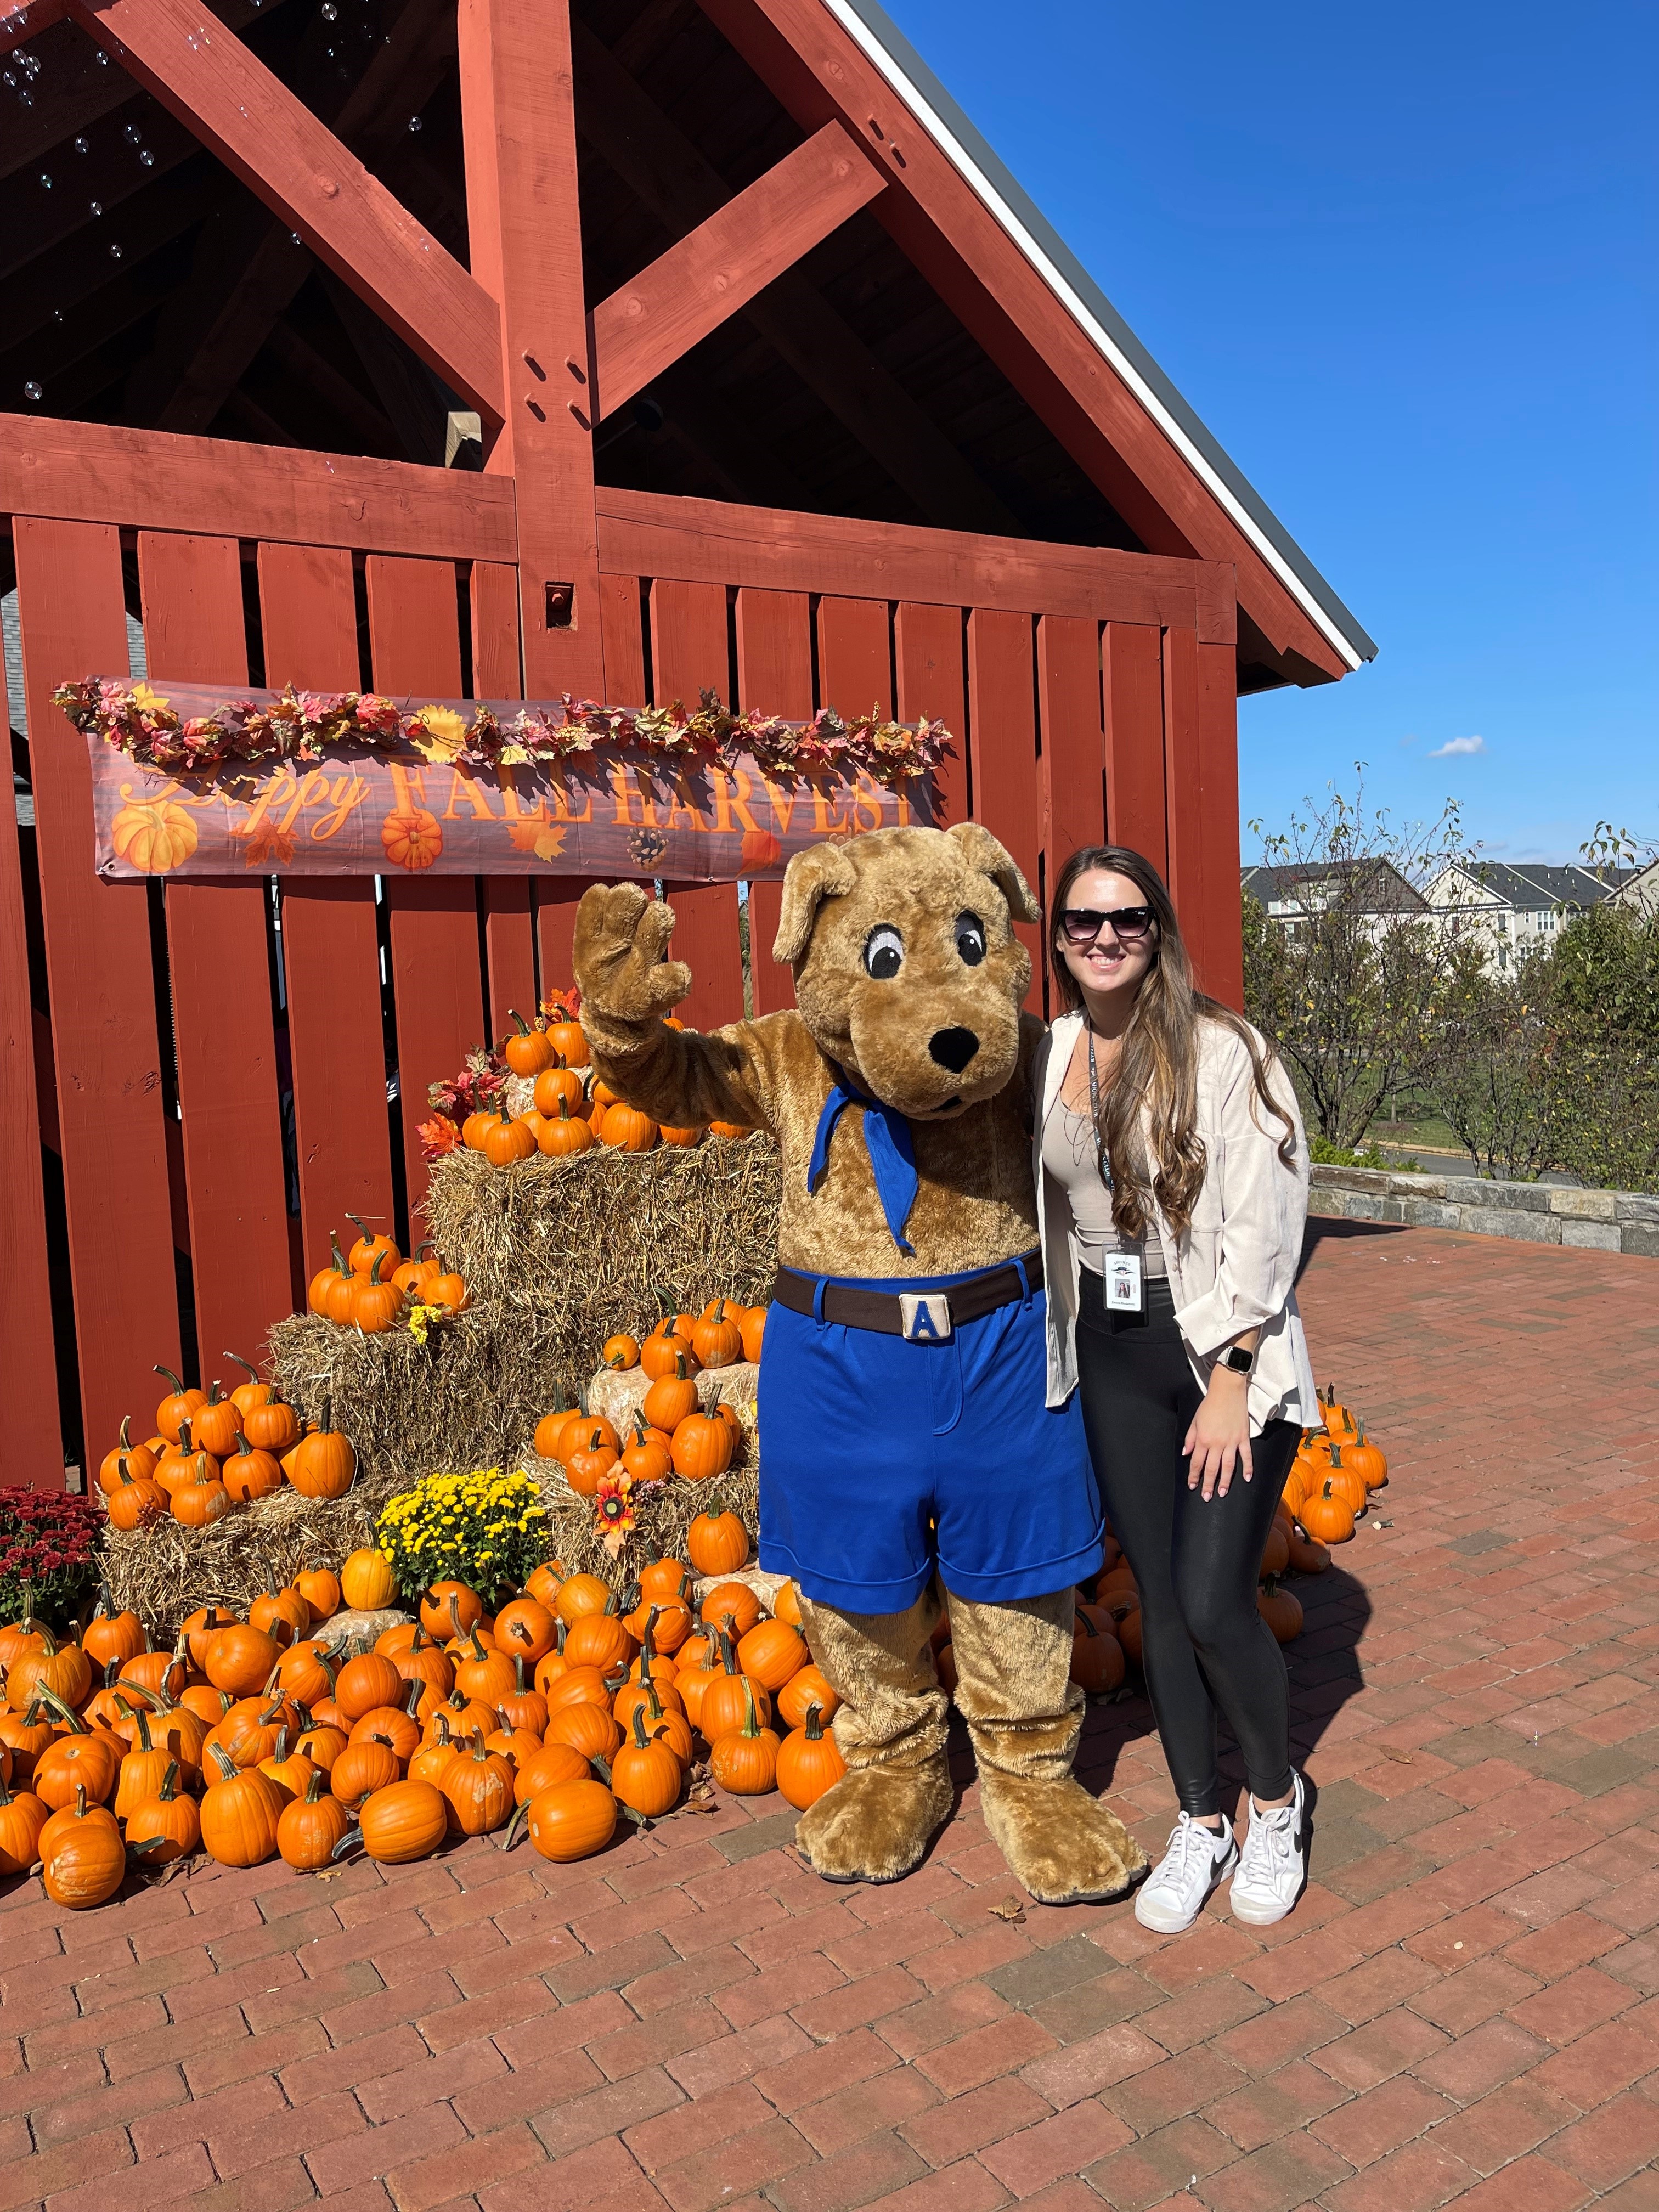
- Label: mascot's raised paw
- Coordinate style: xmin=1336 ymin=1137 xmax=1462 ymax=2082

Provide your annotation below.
xmin=794 ymin=1757 xmax=955 ymax=1886
xmin=978 ymin=1774 xmax=1148 ymax=1906
xmin=572 ymin=882 xmax=691 ymax=1029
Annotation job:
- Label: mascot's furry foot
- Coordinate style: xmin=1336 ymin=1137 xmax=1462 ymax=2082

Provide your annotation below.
xmin=978 ymin=1773 xmax=1148 ymax=1905
xmin=795 ymin=1757 xmax=955 ymax=1886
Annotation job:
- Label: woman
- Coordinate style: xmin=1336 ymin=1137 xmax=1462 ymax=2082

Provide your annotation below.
xmin=1035 ymin=844 xmax=1318 ymax=1932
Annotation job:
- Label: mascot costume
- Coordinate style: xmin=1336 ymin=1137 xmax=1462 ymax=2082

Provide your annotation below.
xmin=573 ymin=822 xmax=1146 ymax=1903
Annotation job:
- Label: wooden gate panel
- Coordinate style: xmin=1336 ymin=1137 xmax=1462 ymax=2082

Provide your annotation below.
xmin=469 ymin=560 xmax=538 ymax=1031
xmin=13 ymin=516 xmax=183 ymax=1457
xmin=816 ymin=596 xmax=892 ymax=717
xmin=256 ymin=542 xmax=394 ymax=1289
xmin=0 ymin=566 xmax=64 ymax=1481
xmin=1037 ymin=613 xmax=1105 ymax=901
xmin=1102 ymin=620 xmax=1166 ymax=874
xmin=733 ymin=587 xmax=814 ymax=1016
xmin=651 ymin=578 xmax=744 ymax=1031
xmin=138 ymin=531 xmax=296 ymax=1373
xmin=365 ymin=555 xmax=483 ymax=1221
xmin=895 ymin=602 xmax=968 ymax=828
xmin=1161 ymin=624 xmax=1203 ymax=963
xmin=966 ymin=608 xmax=1042 ymax=1008
xmin=1193 ymin=641 xmax=1243 ymax=1009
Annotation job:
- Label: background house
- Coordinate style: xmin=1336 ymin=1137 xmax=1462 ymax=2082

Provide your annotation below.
xmin=1420 ymin=860 xmax=1640 ymax=969
xmin=1240 ymin=859 xmax=1427 ymax=940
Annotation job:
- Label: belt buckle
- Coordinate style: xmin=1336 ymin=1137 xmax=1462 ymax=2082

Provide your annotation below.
xmin=899 ymin=1292 xmax=952 ymax=1342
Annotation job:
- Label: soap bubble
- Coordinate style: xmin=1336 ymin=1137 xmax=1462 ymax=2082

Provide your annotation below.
xmin=125 ymin=123 xmax=142 ymax=143
xmin=321 ymin=2 xmax=337 ymax=16
xmin=407 ymin=113 xmax=421 ymax=131
xmin=89 ymin=199 xmax=102 ymax=216
xmin=73 ymin=134 xmax=88 ymax=153
xmin=109 ymin=242 xmax=122 ymax=258
xmin=38 ymin=172 xmax=51 ymax=189
xmin=24 ymin=381 xmax=43 ymax=401
xmin=139 ymin=150 xmax=154 ymax=166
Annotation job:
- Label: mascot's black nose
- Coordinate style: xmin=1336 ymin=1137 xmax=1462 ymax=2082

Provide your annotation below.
xmin=928 ymin=1026 xmax=980 ymax=1074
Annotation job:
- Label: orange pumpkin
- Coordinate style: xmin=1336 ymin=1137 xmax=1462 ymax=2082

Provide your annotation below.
xmin=775 ymin=1702 xmax=847 ymax=1810
xmin=380 ymin=805 xmax=443 ymax=872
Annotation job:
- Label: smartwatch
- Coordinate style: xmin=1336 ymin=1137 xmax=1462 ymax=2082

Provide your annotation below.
xmin=1219 ymin=1345 xmax=1255 ymax=1375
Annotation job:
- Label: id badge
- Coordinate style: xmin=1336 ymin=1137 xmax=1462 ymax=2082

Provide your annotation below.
xmin=1104 ymin=1253 xmax=1144 ymax=1313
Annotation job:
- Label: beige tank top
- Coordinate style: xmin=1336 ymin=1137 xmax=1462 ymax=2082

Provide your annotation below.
xmin=1040 ymin=1099 xmax=1166 ymax=1276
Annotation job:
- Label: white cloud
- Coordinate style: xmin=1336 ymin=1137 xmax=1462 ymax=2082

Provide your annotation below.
xmin=1427 ymin=735 xmax=1487 ymax=758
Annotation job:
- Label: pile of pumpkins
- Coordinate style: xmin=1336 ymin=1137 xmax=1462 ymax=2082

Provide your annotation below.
xmin=534 ymin=1300 xmax=768 ymax=1494
xmin=306 ymin=1218 xmax=470 ymax=1335
xmin=469 ymin=1008 xmax=754 ymax=1164
xmin=1060 ymin=1388 xmax=1390 ymax=1674
xmin=0 ymin=1522 xmax=841 ymax=1911
xmin=95 ymin=1362 xmax=357 ymax=1533
xmin=1284 ymin=1386 xmax=1389 ymax=1548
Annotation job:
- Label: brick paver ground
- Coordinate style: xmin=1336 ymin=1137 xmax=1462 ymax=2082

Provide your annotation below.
xmin=5 ymin=1219 xmax=1659 ymax=2212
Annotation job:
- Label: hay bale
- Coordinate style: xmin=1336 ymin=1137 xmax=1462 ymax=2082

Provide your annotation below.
xmin=266 ymin=1305 xmax=567 ymax=1496
xmin=103 ymin=1481 xmax=394 ymax=1639
xmin=422 ymin=1138 xmax=781 ymax=1317
xmin=523 ymin=1450 xmax=759 ymax=1593
xmin=588 ymin=1360 xmax=759 ymax=1436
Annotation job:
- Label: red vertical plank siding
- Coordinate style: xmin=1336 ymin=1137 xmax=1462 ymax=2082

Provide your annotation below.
xmin=1102 ymin=621 xmax=1167 ymax=876
xmin=1193 ymin=641 xmax=1244 ymax=1009
xmin=13 ymin=517 xmax=182 ymax=1457
xmin=967 ymin=609 xmax=1042 ymax=1010
xmin=1037 ymin=614 xmax=1104 ymax=892
xmin=652 ymin=579 xmax=743 ymax=1031
xmin=470 ymin=561 xmax=522 ymax=698
xmin=365 ymin=555 xmax=483 ymax=1218
xmin=257 ymin=543 xmax=394 ymax=1284
xmin=735 ymin=587 xmax=813 ymax=1015
xmin=816 ymin=596 xmax=892 ymax=716
xmin=0 ymin=591 xmax=63 ymax=1482
xmin=1161 ymin=625 xmax=1203 ymax=940
xmin=895 ymin=601 xmax=968 ymax=828
xmin=470 ymin=558 xmax=537 ymax=1030
xmin=139 ymin=532 xmax=295 ymax=1371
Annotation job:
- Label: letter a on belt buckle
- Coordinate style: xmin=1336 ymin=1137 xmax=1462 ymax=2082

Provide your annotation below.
xmin=899 ymin=1293 xmax=952 ymax=1342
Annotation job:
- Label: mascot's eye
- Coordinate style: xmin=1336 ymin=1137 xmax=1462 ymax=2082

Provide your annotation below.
xmin=955 ymin=912 xmax=987 ymax=966
xmin=863 ymin=924 xmax=904 ymax=980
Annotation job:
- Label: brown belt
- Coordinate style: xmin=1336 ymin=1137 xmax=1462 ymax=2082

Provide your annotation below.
xmin=772 ymin=1251 xmax=1043 ymax=1341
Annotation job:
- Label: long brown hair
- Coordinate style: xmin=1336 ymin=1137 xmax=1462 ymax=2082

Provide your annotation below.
xmin=1048 ymin=845 xmax=1297 ymax=1238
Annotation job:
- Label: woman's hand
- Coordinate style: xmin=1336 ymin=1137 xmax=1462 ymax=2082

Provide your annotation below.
xmin=1182 ymin=1368 xmax=1253 ymax=1499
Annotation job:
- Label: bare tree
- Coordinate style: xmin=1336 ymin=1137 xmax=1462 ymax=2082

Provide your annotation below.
xmin=1243 ymin=772 xmax=1474 ymax=1149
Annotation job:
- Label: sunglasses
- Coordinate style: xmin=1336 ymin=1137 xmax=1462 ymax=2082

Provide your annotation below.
xmin=1058 ymin=905 xmax=1156 ymax=946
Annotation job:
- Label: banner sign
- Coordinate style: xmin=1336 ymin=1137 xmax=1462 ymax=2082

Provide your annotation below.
xmin=61 ymin=680 xmax=944 ymax=883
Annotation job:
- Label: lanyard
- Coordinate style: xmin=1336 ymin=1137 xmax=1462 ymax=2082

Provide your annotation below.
xmin=1085 ymin=1030 xmax=1114 ymax=1194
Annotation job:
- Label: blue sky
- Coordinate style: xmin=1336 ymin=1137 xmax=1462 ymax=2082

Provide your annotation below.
xmin=884 ymin=0 xmax=1656 ymax=864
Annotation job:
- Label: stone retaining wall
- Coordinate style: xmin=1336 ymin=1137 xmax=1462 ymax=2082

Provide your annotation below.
xmin=1310 ymin=1163 xmax=1659 ymax=1255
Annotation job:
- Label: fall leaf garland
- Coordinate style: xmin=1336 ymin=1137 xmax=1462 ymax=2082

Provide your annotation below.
xmin=55 ymin=678 xmax=953 ymax=791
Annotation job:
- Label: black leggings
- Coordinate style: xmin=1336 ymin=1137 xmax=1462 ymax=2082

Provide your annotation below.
xmin=1076 ymin=1272 xmax=1300 ymax=1816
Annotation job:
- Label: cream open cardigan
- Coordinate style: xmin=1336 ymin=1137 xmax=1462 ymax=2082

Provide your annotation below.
xmin=1034 ymin=1009 xmax=1318 ymax=1432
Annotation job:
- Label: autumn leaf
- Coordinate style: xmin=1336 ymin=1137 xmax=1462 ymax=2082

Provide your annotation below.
xmin=507 ymin=817 xmax=568 ymax=862
xmin=240 ymin=822 xmax=296 ymax=868
xmin=408 ymin=706 xmax=468 ymax=764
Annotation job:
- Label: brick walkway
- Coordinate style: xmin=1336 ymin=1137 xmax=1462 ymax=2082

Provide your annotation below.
xmin=5 ymin=1221 xmax=1658 ymax=2212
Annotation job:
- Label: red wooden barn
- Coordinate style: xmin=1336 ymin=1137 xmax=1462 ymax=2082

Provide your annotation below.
xmin=0 ymin=0 xmax=1374 ymax=1483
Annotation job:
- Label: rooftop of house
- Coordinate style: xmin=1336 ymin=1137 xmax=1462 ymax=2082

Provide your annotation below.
xmin=1425 ymin=860 xmax=1641 ymax=911
xmin=1240 ymin=859 xmax=1428 ymax=914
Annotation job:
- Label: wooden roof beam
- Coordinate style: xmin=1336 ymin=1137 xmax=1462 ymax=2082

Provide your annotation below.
xmin=573 ymin=19 xmax=1021 ymax=537
xmin=66 ymin=0 xmax=505 ymax=422
xmin=589 ymin=120 xmax=884 ymax=422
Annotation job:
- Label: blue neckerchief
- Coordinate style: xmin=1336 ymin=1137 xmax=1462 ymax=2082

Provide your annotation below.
xmin=807 ymin=1063 xmax=919 ymax=1255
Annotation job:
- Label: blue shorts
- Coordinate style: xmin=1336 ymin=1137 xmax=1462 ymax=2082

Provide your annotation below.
xmin=757 ymin=1257 xmax=1103 ymax=1613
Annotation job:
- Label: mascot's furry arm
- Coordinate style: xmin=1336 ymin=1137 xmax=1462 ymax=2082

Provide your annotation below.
xmin=573 ymin=882 xmax=782 ymax=1135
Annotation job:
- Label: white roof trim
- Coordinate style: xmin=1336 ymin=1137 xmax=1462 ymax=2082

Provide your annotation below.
xmin=819 ymin=0 xmax=1368 ymax=673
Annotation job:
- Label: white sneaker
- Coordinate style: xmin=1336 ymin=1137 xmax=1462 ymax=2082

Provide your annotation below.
xmin=1229 ymin=1772 xmax=1308 ymax=1926
xmin=1133 ymin=1812 xmax=1239 ymax=1933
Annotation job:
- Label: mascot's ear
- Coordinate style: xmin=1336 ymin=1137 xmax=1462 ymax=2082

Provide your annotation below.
xmin=773 ymin=840 xmax=858 ymax=965
xmin=946 ymin=821 xmax=1041 ymax=925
